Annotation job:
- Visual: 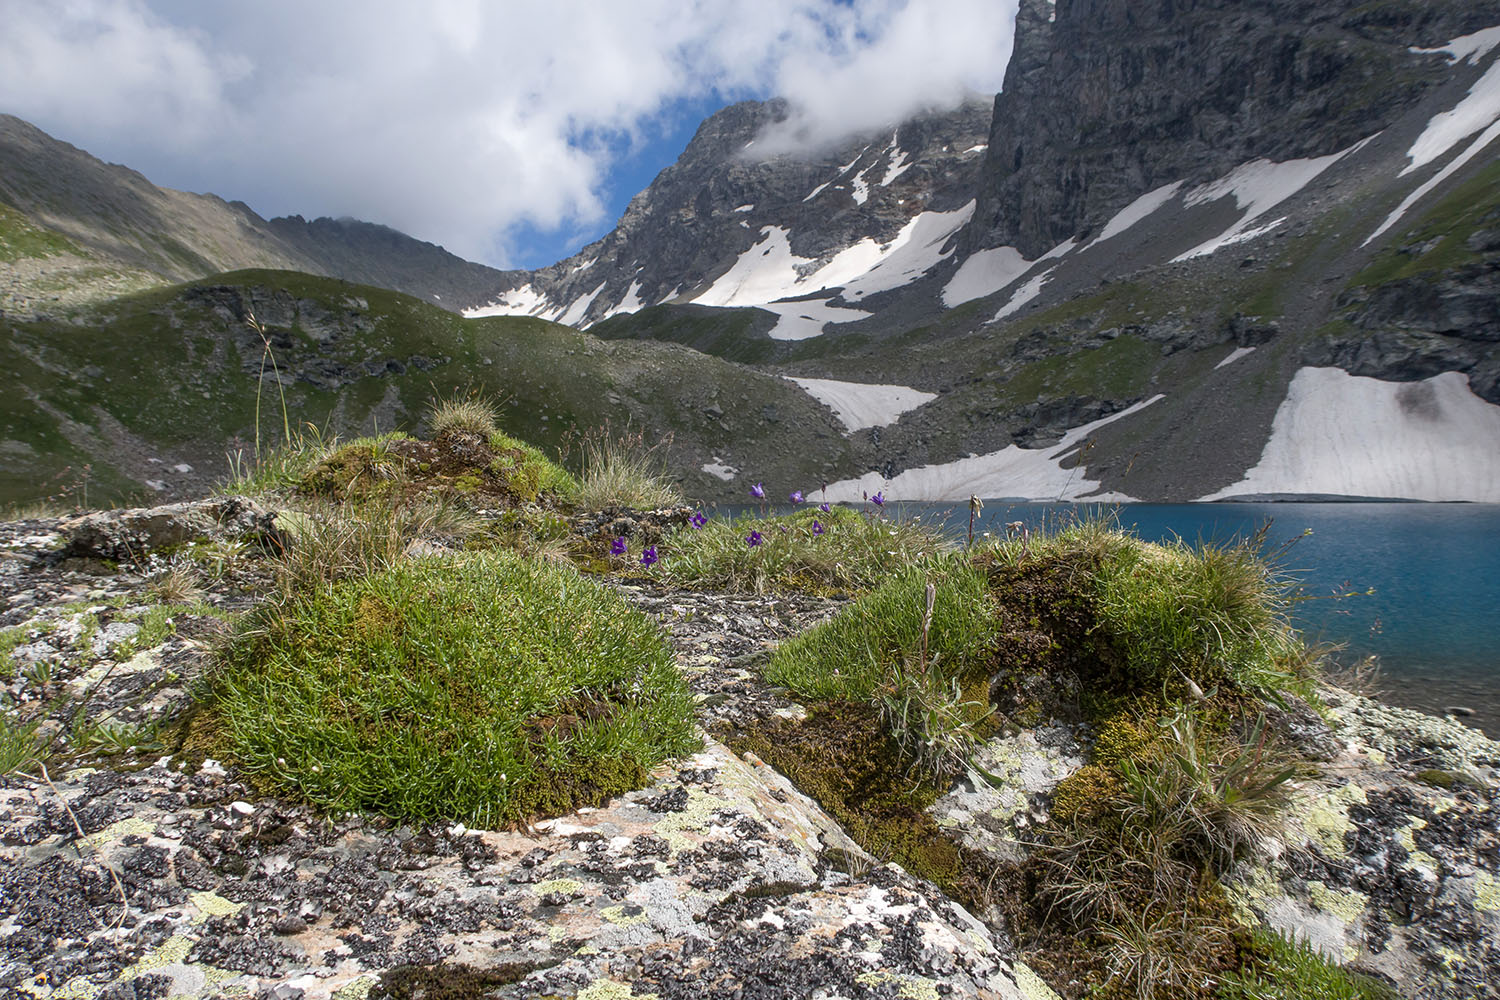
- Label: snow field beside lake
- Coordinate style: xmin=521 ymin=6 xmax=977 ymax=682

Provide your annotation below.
xmin=822 ymin=396 xmax=1163 ymax=501
xmin=1199 ymin=368 xmax=1500 ymax=502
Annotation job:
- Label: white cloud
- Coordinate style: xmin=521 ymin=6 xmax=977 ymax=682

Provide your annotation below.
xmin=0 ymin=0 xmax=1017 ymax=266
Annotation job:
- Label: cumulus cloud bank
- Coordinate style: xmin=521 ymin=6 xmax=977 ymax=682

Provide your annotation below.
xmin=0 ymin=0 xmax=1017 ymax=266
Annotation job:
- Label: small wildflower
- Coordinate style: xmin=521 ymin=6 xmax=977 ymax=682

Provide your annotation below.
xmin=780 ymin=525 xmax=788 ymax=533
xmin=690 ymin=511 xmax=708 ymax=529
xmin=819 ymin=502 xmax=831 ymax=513
xmin=610 ymin=536 xmax=627 ymax=555
xmin=811 ymin=520 xmax=824 ymax=536
xmin=746 ymin=530 xmax=764 ymax=547
xmin=789 ymin=490 xmax=804 ymax=504
xmin=750 ymin=482 xmax=765 ymax=499
xmin=871 ymin=491 xmax=885 ymax=506
xmin=640 ymin=546 xmax=659 ymax=568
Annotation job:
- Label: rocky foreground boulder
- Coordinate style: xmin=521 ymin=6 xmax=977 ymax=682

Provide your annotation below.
xmin=1 ymin=504 xmax=1496 ymax=999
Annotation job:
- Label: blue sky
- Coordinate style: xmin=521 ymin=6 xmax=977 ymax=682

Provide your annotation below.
xmin=0 ymin=0 xmax=1018 ymax=270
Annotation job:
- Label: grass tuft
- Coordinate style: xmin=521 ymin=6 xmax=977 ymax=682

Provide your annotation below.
xmin=657 ymin=507 xmax=948 ymax=595
xmin=1219 ymin=928 xmax=1400 ymax=1000
xmin=571 ymin=426 xmax=682 ymax=510
xmin=428 ymin=391 xmax=499 ymax=439
xmin=210 ymin=550 xmax=699 ymax=826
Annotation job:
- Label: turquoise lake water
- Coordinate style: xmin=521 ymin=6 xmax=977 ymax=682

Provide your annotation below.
xmin=720 ymin=501 xmax=1500 ymax=736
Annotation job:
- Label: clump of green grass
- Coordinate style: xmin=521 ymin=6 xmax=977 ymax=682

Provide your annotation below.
xmin=1095 ymin=535 xmax=1306 ymax=695
xmin=428 ymin=391 xmax=499 ymax=438
xmin=657 ymin=507 xmax=948 ymax=595
xmin=222 ymin=424 xmax=345 ymax=497
xmin=210 ymin=551 xmax=699 ymax=826
xmin=1219 ymin=929 xmax=1399 ymax=1000
xmin=488 ymin=430 xmax=578 ymax=502
xmin=571 ymin=426 xmax=681 ymax=510
xmin=767 ymin=557 xmax=993 ymax=699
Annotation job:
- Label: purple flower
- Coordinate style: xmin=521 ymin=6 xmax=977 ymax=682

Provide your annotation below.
xmin=640 ymin=546 xmax=659 ymax=568
xmin=789 ymin=490 xmax=804 ymax=504
xmin=871 ymin=491 xmax=885 ymax=507
xmin=812 ymin=520 xmax=824 ymax=536
xmin=746 ymin=530 xmax=763 ymax=547
xmin=610 ymin=536 xmax=627 ymax=556
xmin=819 ymin=502 xmax=831 ymax=513
xmin=690 ymin=511 xmax=708 ymax=530
xmin=749 ymin=482 xmax=765 ymax=499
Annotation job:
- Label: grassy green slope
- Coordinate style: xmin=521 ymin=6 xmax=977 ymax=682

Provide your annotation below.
xmin=0 ymin=269 xmax=851 ymax=508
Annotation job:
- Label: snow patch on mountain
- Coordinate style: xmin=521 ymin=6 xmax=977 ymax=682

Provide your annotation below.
xmin=943 ymin=246 xmax=1030 ymax=307
xmin=1368 ymin=117 xmax=1500 ymax=245
xmin=606 ymin=280 xmax=645 ymax=318
xmin=1412 ymin=24 xmax=1500 ymax=65
xmin=1200 ymin=368 xmax=1500 ymax=501
xmin=760 ymin=299 xmax=869 ymax=341
xmin=822 ymin=396 xmax=1163 ymax=501
xmin=702 ymin=458 xmax=739 ymax=481
xmin=1402 ymin=56 xmax=1500 ymax=175
xmin=1215 ymin=346 xmax=1256 ymax=369
xmin=994 ymin=269 xmax=1053 ymax=320
xmin=1087 ymin=181 xmax=1185 ymax=248
xmin=826 ymin=203 xmax=974 ymax=300
xmin=558 ymin=282 xmax=607 ymax=327
xmin=465 ymin=283 xmax=560 ymax=320
xmin=694 ymin=227 xmax=809 ymax=308
xmin=1173 ymin=148 xmax=1352 ymax=262
xmin=787 ymin=377 xmax=938 ymax=433
xmin=688 ymin=206 xmax=976 ymax=336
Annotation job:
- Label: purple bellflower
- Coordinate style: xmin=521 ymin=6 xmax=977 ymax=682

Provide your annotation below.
xmin=640 ymin=546 xmax=659 ymax=568
xmin=749 ymin=482 xmax=765 ymax=499
xmin=610 ymin=536 xmax=628 ymax=556
xmin=690 ymin=511 xmax=708 ymax=530
xmin=746 ymin=530 xmax=764 ymax=547
xmin=812 ymin=520 xmax=825 ymax=536
xmin=789 ymin=490 xmax=804 ymax=504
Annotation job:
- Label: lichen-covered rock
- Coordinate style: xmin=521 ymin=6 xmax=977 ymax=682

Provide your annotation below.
xmin=0 ymin=742 xmax=1043 ymax=1000
xmin=59 ymin=497 xmax=278 ymax=563
xmin=1227 ymin=686 xmax=1500 ymax=999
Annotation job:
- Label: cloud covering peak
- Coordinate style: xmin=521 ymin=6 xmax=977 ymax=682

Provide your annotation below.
xmin=0 ymin=0 xmax=1017 ymax=266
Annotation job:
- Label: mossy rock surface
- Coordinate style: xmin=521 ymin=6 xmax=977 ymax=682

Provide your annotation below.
xmin=210 ymin=550 xmax=698 ymax=826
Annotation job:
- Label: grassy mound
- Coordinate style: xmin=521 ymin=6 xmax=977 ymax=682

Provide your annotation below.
xmin=210 ymin=551 xmax=698 ymax=826
xmin=655 ymin=507 xmax=947 ymax=595
xmin=744 ymin=518 xmax=1335 ymax=999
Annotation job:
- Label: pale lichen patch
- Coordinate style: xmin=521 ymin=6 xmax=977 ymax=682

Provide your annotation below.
xmin=189 ymin=890 xmax=245 ymax=923
xmin=1300 ymin=782 xmax=1367 ymax=855
xmin=78 ymin=816 xmax=155 ymax=851
xmin=1012 ymin=960 xmax=1064 ymax=1000
xmin=576 ymin=980 xmax=659 ymax=1000
xmin=1475 ymin=871 xmax=1500 ymax=912
xmin=1307 ymin=880 xmax=1368 ymax=924
xmin=856 ymin=970 xmax=941 ymax=1000
xmin=331 ymin=975 xmax=377 ymax=1000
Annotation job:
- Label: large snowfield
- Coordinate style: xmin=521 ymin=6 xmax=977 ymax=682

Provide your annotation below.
xmin=821 ymin=396 xmax=1162 ymax=502
xmin=1200 ymin=368 xmax=1500 ymax=502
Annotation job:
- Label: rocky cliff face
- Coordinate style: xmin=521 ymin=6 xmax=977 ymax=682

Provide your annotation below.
xmin=968 ymin=0 xmax=1493 ymax=257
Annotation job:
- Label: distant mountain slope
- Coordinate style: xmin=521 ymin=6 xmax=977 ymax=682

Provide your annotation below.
xmin=477 ymin=0 xmax=1500 ymax=503
xmin=466 ymin=98 xmax=993 ymax=333
xmin=0 ymin=270 xmax=849 ymax=507
xmin=0 ymin=115 xmax=506 ymax=315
